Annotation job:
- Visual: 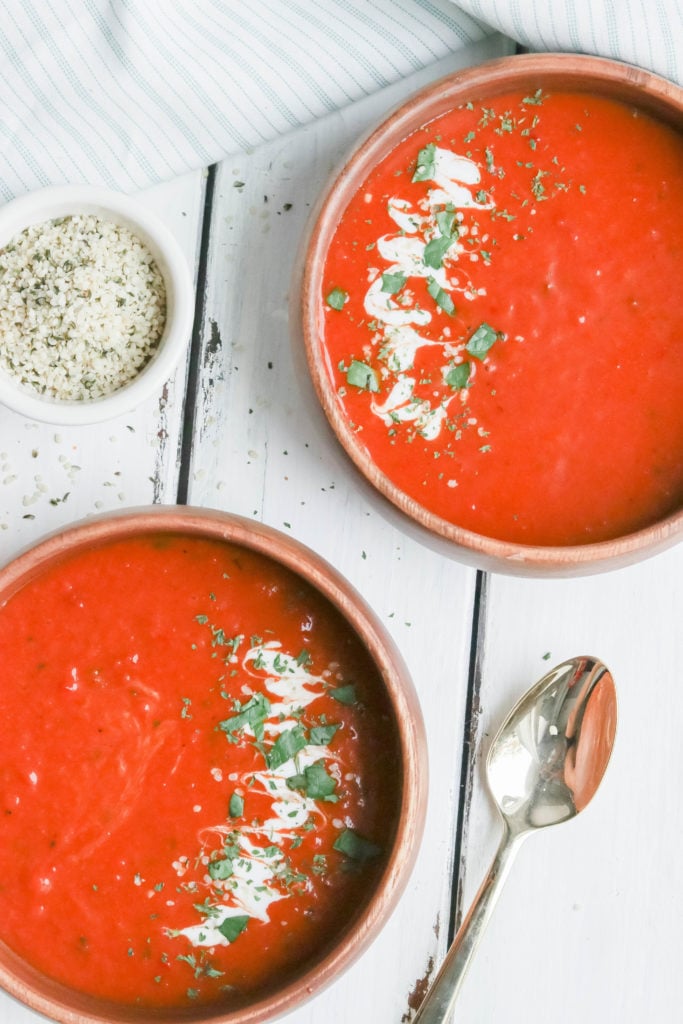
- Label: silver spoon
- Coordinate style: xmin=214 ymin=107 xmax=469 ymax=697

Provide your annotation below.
xmin=414 ymin=655 xmax=617 ymax=1023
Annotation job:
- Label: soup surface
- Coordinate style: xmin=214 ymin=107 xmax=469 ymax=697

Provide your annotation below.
xmin=320 ymin=89 xmax=683 ymax=545
xmin=0 ymin=534 xmax=401 ymax=1009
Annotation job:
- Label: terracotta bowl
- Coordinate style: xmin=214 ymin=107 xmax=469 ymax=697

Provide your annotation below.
xmin=299 ymin=53 xmax=683 ymax=576
xmin=0 ymin=507 xmax=426 ymax=1024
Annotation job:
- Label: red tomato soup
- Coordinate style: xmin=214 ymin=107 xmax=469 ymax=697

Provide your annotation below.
xmin=321 ymin=90 xmax=683 ymax=545
xmin=0 ymin=534 xmax=401 ymax=1010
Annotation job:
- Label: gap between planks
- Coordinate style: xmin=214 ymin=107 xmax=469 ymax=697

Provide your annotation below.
xmin=176 ymin=164 xmax=217 ymax=505
xmin=448 ymin=569 xmax=488 ymax=944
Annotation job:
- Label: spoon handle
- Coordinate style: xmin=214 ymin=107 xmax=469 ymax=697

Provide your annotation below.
xmin=413 ymin=825 xmax=524 ymax=1023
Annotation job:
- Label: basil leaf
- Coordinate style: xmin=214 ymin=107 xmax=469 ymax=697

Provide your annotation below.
xmin=427 ymin=277 xmax=455 ymax=316
xmin=423 ymin=234 xmax=455 ymax=270
xmin=333 ymin=828 xmax=381 ymax=862
xmin=266 ymin=724 xmax=307 ymax=770
xmin=309 ymin=723 xmax=340 ymax=745
xmin=217 ymin=916 xmax=249 ymax=943
xmin=465 ymin=322 xmax=500 ymax=359
xmin=286 ymin=762 xmax=338 ymax=802
xmin=445 ymin=362 xmax=471 ymax=390
xmin=381 ymin=271 xmax=406 ymax=294
xmin=412 ymin=142 xmax=436 ymax=182
xmin=228 ymin=792 xmax=244 ymax=818
xmin=346 ymin=359 xmax=379 ymax=393
xmin=208 ymin=858 xmax=234 ymax=881
xmin=218 ymin=693 xmax=271 ymax=743
xmin=330 ymin=684 xmax=357 ymax=705
xmin=326 ymin=287 xmax=348 ymax=310
xmin=435 ymin=208 xmax=458 ymax=237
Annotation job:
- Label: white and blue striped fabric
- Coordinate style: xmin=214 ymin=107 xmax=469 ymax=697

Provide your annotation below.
xmin=0 ymin=0 xmax=680 ymax=201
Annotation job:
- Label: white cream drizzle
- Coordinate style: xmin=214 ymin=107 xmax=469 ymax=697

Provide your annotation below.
xmin=371 ymin=376 xmax=454 ymax=440
xmin=357 ymin=146 xmax=496 ymax=440
xmin=427 ymin=148 xmax=493 ymax=209
xmin=380 ymin=324 xmax=441 ymax=372
xmin=172 ymin=641 xmax=340 ymax=950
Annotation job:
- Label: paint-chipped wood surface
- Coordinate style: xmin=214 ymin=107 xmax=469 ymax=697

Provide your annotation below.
xmin=0 ymin=32 xmax=682 ymax=1024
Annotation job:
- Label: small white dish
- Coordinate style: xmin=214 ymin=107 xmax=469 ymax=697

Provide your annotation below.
xmin=0 ymin=185 xmax=194 ymax=424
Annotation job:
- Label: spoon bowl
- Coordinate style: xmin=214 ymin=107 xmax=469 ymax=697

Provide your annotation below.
xmin=414 ymin=656 xmax=617 ymax=1023
xmin=487 ymin=657 xmax=617 ymax=832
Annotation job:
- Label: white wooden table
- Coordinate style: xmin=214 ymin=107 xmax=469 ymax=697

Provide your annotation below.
xmin=1 ymin=36 xmax=681 ymax=1024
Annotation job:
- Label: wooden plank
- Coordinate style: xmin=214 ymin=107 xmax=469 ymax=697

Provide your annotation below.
xmin=0 ymin=169 xmax=205 ymax=571
xmin=186 ymin=36 xmax=514 ymax=1023
xmin=455 ymin=542 xmax=683 ymax=1023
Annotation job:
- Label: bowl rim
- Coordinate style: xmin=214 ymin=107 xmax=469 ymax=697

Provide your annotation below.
xmin=0 ymin=184 xmax=195 ymax=425
xmin=300 ymin=51 xmax=683 ymax=575
xmin=0 ymin=505 xmax=428 ymax=1024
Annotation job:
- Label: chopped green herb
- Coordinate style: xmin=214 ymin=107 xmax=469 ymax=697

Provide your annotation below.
xmin=330 ymin=683 xmax=357 ymax=705
xmin=412 ymin=142 xmax=437 ymax=182
xmin=202 ymin=963 xmax=225 ymax=979
xmin=380 ymin=270 xmax=407 ymax=294
xmin=424 ymin=234 xmax=455 ymax=270
xmin=208 ymin=857 xmax=234 ymax=881
xmin=435 ymin=207 xmax=458 ymax=238
xmin=266 ymin=725 xmax=307 ymax=769
xmin=465 ymin=322 xmax=500 ymax=360
xmin=217 ymin=916 xmax=249 ymax=943
xmin=228 ymin=792 xmax=244 ymax=818
xmin=522 ymin=89 xmax=544 ymax=105
xmin=296 ymin=648 xmax=312 ymax=668
xmin=346 ymin=359 xmax=379 ymax=393
xmin=326 ymin=287 xmax=348 ymax=311
xmin=531 ymin=169 xmax=548 ymax=200
xmin=194 ymin=899 xmax=223 ymax=918
xmin=427 ymin=277 xmax=455 ymax=316
xmin=309 ymin=722 xmax=340 ymax=745
xmin=287 ymin=762 xmax=339 ymax=802
xmin=333 ymin=828 xmax=381 ymax=862
xmin=445 ymin=362 xmax=471 ymax=390
xmin=312 ymin=853 xmax=328 ymax=875
xmin=218 ymin=692 xmax=271 ymax=743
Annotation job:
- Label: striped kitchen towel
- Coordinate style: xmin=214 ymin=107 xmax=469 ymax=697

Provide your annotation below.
xmin=0 ymin=0 xmax=679 ymax=201
xmin=455 ymin=0 xmax=682 ymax=82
